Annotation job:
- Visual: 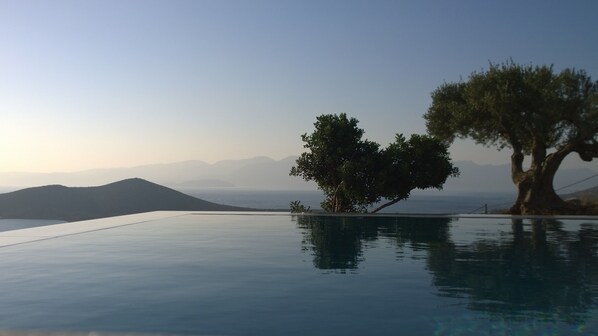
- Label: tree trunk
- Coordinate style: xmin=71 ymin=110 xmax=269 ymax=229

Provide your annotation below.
xmin=509 ymin=160 xmax=567 ymax=215
xmin=370 ymin=197 xmax=403 ymax=214
xmin=508 ymin=140 xmax=575 ymax=215
xmin=509 ymin=180 xmax=531 ymax=214
xmin=519 ymin=176 xmax=566 ymax=215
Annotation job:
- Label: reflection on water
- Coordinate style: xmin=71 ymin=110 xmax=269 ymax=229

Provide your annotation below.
xmin=0 ymin=214 xmax=596 ymax=335
xmin=429 ymin=218 xmax=598 ymax=324
xmin=296 ymin=215 xmax=452 ymax=270
xmin=296 ymin=215 xmax=598 ymax=325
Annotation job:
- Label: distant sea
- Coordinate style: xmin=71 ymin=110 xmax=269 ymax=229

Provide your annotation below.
xmin=182 ymin=188 xmax=516 ymax=214
xmin=0 ymin=188 xmax=516 ymax=233
xmin=0 ymin=219 xmax=66 ymax=232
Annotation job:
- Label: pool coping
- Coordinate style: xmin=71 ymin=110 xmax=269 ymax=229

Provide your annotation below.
xmin=0 ymin=210 xmax=597 ymax=248
xmin=0 ymin=211 xmax=187 ymax=248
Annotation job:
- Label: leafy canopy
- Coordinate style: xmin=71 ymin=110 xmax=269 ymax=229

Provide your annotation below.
xmin=425 ymin=61 xmax=598 ymax=158
xmin=291 ymin=114 xmax=458 ymax=213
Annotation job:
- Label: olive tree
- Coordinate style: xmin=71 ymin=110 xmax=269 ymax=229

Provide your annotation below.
xmin=290 ymin=113 xmax=458 ymax=213
xmin=425 ymin=61 xmax=598 ymax=214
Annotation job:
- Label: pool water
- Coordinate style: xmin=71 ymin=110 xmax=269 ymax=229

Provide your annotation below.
xmin=0 ymin=213 xmax=596 ymax=335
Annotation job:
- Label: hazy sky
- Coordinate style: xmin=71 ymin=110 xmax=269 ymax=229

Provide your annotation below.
xmin=1 ymin=0 xmax=597 ymax=173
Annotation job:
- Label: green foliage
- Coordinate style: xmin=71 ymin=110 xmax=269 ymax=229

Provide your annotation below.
xmin=425 ymin=61 xmax=598 ymax=155
xmin=290 ymin=113 xmax=458 ymax=213
xmin=375 ymin=134 xmax=459 ymax=212
xmin=289 ymin=200 xmax=311 ymax=213
xmin=424 ymin=60 xmax=598 ymax=214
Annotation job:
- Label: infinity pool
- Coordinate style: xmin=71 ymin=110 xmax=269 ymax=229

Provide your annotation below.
xmin=0 ymin=212 xmax=596 ymax=335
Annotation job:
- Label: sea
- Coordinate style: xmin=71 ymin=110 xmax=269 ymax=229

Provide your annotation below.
xmin=181 ymin=188 xmax=516 ymax=214
xmin=0 ymin=188 xmax=516 ymax=231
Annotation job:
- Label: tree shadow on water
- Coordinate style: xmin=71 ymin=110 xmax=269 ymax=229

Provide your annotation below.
xmin=294 ymin=215 xmax=452 ymax=271
xmin=295 ymin=215 xmax=598 ymax=324
xmin=427 ymin=218 xmax=598 ymax=324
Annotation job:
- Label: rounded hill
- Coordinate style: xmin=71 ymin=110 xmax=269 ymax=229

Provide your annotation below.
xmin=0 ymin=178 xmax=248 ymax=222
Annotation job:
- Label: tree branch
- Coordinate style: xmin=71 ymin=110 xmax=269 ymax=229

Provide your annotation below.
xmin=510 ymin=142 xmax=526 ymax=184
xmin=543 ymin=142 xmax=575 ymax=177
xmin=574 ymin=141 xmax=598 ymax=161
xmin=530 ymin=137 xmax=547 ymax=172
xmin=370 ymin=196 xmax=407 ymax=214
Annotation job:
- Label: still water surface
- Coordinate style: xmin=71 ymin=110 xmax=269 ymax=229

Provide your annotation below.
xmin=0 ymin=214 xmax=596 ymax=335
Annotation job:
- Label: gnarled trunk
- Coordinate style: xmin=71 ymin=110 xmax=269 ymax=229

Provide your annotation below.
xmin=510 ymin=173 xmax=566 ymax=215
xmin=509 ymin=146 xmax=569 ymax=215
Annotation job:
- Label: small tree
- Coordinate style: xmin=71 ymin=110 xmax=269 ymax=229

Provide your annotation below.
xmin=290 ymin=113 xmax=458 ymax=213
xmin=290 ymin=200 xmax=311 ymax=213
xmin=425 ymin=61 xmax=598 ymax=214
xmin=372 ymin=134 xmax=459 ymax=213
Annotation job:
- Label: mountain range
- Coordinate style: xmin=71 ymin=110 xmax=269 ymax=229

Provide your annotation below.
xmin=0 ymin=156 xmax=315 ymax=191
xmin=1 ymin=156 xmax=597 ymax=194
xmin=0 ymin=178 xmax=247 ymax=222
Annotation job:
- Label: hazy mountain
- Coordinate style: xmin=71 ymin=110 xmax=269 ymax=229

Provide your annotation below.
xmin=0 ymin=156 xmax=316 ymax=190
xmin=0 ymin=157 xmax=596 ymax=193
xmin=0 ymin=178 xmax=248 ymax=222
xmin=171 ymin=179 xmax=235 ymax=188
xmin=0 ymin=160 xmax=213 ymax=188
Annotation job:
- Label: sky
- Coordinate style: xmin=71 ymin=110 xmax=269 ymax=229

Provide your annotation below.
xmin=1 ymin=0 xmax=597 ymax=173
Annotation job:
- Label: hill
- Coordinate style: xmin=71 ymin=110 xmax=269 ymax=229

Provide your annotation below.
xmin=563 ymin=185 xmax=598 ymax=202
xmin=0 ymin=178 xmax=248 ymax=222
